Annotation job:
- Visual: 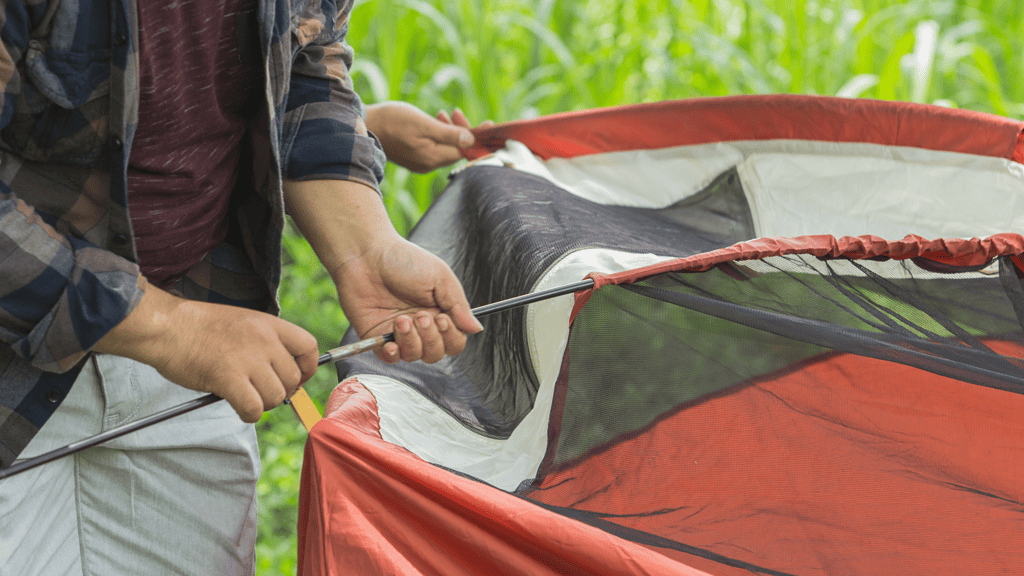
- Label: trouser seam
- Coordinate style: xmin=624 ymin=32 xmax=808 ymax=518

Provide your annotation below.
xmin=74 ymin=453 xmax=88 ymax=576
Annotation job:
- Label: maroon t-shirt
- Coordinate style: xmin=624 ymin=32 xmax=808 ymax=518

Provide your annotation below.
xmin=128 ymin=0 xmax=260 ymax=288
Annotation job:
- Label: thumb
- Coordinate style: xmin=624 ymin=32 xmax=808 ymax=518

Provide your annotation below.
xmin=275 ymin=318 xmax=320 ymax=383
xmin=431 ymin=268 xmax=484 ymax=334
xmin=429 ymin=120 xmax=475 ymax=148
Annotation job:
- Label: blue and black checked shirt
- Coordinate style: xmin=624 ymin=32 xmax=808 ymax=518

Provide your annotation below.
xmin=0 ymin=0 xmax=386 ymax=467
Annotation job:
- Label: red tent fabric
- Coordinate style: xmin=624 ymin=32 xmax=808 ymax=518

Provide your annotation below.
xmin=531 ymin=345 xmax=1024 ymax=575
xmin=300 ymin=346 xmax=1024 ymax=574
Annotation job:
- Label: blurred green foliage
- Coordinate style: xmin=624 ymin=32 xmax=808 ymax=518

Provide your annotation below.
xmin=257 ymin=1 xmax=1024 ymax=573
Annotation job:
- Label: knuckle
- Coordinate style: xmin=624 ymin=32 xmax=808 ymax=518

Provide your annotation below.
xmin=271 ymin=388 xmax=287 ymax=408
xmin=302 ymin=332 xmax=318 ymax=351
xmin=288 ymin=365 xmax=303 ymax=387
xmin=240 ymin=399 xmax=263 ymax=423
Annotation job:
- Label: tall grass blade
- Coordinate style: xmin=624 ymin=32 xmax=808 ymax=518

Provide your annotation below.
xmin=909 ymin=20 xmax=939 ymax=103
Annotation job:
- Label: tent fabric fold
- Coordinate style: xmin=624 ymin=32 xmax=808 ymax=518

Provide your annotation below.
xmin=298 ymin=380 xmax=713 ymax=576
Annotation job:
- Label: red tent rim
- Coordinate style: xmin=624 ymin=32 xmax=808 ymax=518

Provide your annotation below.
xmin=464 ymin=95 xmax=1024 ymax=163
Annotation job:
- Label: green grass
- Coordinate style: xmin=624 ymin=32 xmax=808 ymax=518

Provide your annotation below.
xmin=257 ymin=1 xmax=1024 ymax=573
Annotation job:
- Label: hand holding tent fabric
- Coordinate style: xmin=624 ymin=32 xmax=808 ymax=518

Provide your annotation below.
xmin=365 ymin=101 xmax=494 ymax=173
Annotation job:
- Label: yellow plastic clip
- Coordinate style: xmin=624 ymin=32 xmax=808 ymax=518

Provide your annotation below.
xmin=286 ymin=387 xmax=322 ymax=432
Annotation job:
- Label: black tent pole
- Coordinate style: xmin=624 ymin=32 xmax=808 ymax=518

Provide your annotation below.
xmin=316 ymin=278 xmax=595 ymax=364
xmin=0 ymin=278 xmax=595 ymax=480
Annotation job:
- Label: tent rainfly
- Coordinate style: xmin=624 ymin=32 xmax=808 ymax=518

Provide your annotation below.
xmin=297 ymin=95 xmax=1024 ymax=576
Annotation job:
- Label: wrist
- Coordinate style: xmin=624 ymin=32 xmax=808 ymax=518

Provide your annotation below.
xmin=363 ymin=102 xmax=402 ymax=160
xmin=92 ymin=281 xmax=185 ymax=366
xmin=323 ymin=236 xmax=396 ymax=289
xmin=284 ymin=178 xmax=402 ymax=275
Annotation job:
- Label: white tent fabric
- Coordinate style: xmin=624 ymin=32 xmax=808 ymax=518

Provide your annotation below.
xmin=474 ymin=139 xmax=1024 ymax=239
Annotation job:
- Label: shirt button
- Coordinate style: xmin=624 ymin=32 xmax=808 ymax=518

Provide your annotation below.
xmin=112 ymin=233 xmax=129 ymax=245
xmin=114 ymin=32 xmax=128 ymax=47
xmin=111 ymin=136 xmax=123 ymax=149
xmin=45 ymin=389 xmax=62 ymax=403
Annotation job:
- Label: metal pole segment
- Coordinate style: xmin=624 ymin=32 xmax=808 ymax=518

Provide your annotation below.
xmin=471 ymin=278 xmax=595 ymax=318
xmin=0 ymin=278 xmax=597 ymax=479
xmin=0 ymin=393 xmax=221 ymax=480
xmin=315 ymin=278 xmax=596 ymax=366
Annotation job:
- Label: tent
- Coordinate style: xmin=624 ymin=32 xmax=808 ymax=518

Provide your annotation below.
xmin=297 ymin=95 xmax=1024 ymax=575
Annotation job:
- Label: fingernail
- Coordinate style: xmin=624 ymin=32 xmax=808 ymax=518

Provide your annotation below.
xmin=417 ymin=315 xmax=431 ymax=329
xmin=458 ymin=130 xmax=474 ymax=147
xmin=473 ymin=318 xmax=485 ymax=332
xmin=437 ymin=317 xmax=450 ymax=332
xmin=398 ymin=318 xmax=411 ymax=333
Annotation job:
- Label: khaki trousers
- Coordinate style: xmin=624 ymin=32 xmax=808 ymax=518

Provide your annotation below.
xmin=0 ymin=354 xmax=259 ymax=575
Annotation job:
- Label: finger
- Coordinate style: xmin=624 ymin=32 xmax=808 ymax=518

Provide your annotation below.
xmin=221 ymin=376 xmax=266 ymax=423
xmin=392 ymin=314 xmax=424 ymax=363
xmin=249 ymin=362 xmax=289 ymax=412
xmin=375 ymin=340 xmax=401 ymax=364
xmin=431 ymin=269 xmax=484 ymax=335
xmin=451 ymin=108 xmax=471 ymax=128
xmin=435 ymin=110 xmax=452 ymax=124
xmin=451 ymin=108 xmax=495 ymax=130
xmin=435 ymin=313 xmax=468 ymax=356
xmin=268 ymin=346 xmax=304 ymax=398
xmin=426 ymin=115 xmax=474 ymax=148
xmin=413 ymin=312 xmax=445 ymax=364
xmin=274 ymin=319 xmax=319 ymax=382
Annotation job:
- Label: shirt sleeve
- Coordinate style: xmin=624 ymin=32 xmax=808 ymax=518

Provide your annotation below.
xmin=281 ymin=1 xmax=387 ymax=191
xmin=0 ymin=188 xmax=145 ymax=373
xmin=0 ymin=2 xmax=145 ymax=374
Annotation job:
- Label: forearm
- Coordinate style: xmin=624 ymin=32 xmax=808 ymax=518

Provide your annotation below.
xmin=283 ymin=178 xmax=400 ymax=283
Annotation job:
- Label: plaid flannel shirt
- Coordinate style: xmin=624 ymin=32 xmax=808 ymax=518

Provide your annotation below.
xmin=0 ymin=0 xmax=386 ymax=467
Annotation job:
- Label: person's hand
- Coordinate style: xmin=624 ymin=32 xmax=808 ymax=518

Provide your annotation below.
xmin=331 ymin=236 xmax=483 ymax=364
xmin=366 ymin=101 xmax=494 ymax=173
xmin=283 ymin=178 xmax=482 ymax=364
xmin=94 ymin=285 xmax=320 ymax=423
